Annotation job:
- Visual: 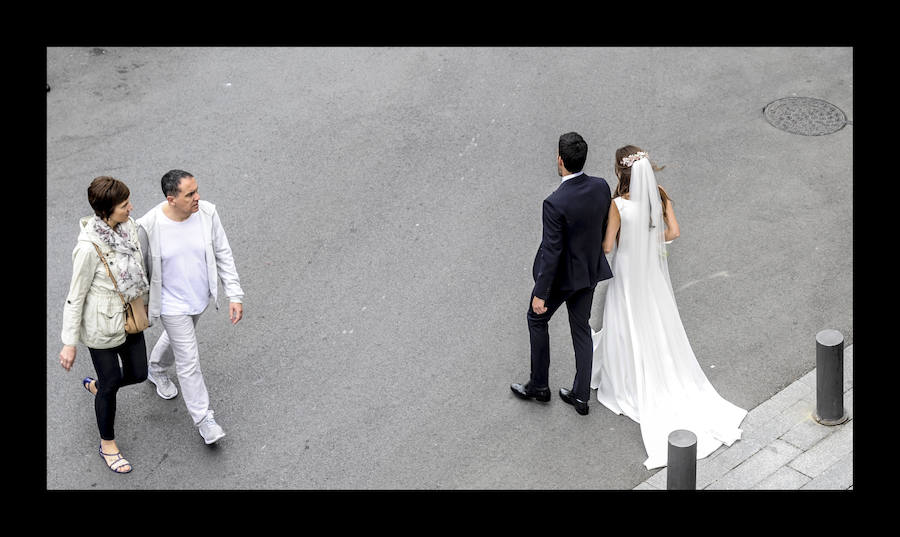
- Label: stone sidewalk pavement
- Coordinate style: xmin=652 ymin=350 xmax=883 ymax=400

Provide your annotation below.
xmin=635 ymin=344 xmax=853 ymax=490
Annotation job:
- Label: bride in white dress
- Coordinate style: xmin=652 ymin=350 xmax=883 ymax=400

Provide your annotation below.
xmin=590 ymin=146 xmax=747 ymax=470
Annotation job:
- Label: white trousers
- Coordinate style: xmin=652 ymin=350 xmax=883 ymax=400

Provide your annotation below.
xmin=148 ymin=310 xmax=213 ymax=426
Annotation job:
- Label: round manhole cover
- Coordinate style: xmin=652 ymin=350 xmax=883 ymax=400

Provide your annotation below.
xmin=764 ymin=97 xmax=847 ymax=136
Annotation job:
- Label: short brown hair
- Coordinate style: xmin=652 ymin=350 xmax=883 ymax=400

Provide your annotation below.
xmin=87 ymin=176 xmax=130 ymax=220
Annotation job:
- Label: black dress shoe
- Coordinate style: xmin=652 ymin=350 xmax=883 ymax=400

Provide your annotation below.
xmin=559 ymin=388 xmax=589 ymax=415
xmin=510 ymin=381 xmax=551 ymax=402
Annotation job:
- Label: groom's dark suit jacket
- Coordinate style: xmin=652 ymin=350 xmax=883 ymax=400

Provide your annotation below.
xmin=532 ymin=173 xmax=613 ymax=301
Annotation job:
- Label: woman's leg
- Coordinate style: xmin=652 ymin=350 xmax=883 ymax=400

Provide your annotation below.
xmin=87 ymin=343 xmax=134 ymax=473
xmin=87 ymin=346 xmax=123 ymax=441
xmin=119 ymin=331 xmax=148 ymax=387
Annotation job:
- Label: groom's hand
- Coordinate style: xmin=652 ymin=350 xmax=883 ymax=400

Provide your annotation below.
xmin=532 ymin=296 xmax=547 ymax=315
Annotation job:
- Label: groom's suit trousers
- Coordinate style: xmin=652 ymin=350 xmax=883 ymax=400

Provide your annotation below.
xmin=527 ymin=284 xmax=596 ymax=401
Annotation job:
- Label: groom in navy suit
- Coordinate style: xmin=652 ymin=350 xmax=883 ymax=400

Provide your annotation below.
xmin=511 ymin=132 xmax=613 ymax=415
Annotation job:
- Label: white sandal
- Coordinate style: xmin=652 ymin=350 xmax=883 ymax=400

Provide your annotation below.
xmin=99 ymin=445 xmax=132 ymax=474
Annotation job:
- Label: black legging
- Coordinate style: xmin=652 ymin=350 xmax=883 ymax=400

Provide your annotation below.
xmin=87 ymin=331 xmax=148 ymax=440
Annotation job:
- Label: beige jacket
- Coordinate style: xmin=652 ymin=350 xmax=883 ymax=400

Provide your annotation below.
xmin=60 ymin=216 xmax=149 ymax=349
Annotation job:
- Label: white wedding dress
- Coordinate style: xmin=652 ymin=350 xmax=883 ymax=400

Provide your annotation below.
xmin=590 ymin=158 xmax=747 ymax=470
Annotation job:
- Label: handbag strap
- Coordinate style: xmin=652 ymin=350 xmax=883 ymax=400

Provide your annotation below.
xmin=92 ymin=242 xmax=128 ymax=308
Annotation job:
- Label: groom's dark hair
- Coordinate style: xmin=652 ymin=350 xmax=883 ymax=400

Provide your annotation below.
xmin=559 ymin=132 xmax=588 ymax=173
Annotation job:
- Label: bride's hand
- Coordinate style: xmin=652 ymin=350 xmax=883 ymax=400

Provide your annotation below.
xmin=59 ymin=345 xmax=76 ymax=371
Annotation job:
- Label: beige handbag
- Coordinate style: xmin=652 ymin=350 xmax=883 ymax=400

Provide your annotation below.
xmin=92 ymin=243 xmax=149 ymax=334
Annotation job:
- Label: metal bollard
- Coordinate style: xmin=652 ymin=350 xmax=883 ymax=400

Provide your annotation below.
xmin=814 ymin=329 xmax=849 ymax=426
xmin=666 ymin=429 xmax=697 ymax=490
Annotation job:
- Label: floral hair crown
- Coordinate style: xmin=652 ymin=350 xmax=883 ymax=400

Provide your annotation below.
xmin=620 ymin=151 xmax=648 ymax=168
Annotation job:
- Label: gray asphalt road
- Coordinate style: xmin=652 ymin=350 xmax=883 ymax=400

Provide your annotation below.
xmin=46 ymin=47 xmax=852 ymax=489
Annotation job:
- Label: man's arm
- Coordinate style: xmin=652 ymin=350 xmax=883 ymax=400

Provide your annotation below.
xmin=532 ymin=198 xmax=563 ymax=305
xmin=210 ymin=208 xmax=244 ymax=324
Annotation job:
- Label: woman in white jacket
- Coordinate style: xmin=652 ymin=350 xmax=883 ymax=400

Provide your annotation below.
xmin=59 ymin=176 xmax=150 ymax=474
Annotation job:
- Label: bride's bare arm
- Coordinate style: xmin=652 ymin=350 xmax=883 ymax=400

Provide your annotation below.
xmin=661 ymin=187 xmax=680 ymax=242
xmin=603 ymin=201 xmax=621 ymax=253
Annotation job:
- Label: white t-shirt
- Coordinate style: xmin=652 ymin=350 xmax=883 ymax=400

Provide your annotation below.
xmin=159 ymin=210 xmax=210 ymax=315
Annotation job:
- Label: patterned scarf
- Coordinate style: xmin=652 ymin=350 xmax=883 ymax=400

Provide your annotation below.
xmin=91 ymin=216 xmax=149 ymax=302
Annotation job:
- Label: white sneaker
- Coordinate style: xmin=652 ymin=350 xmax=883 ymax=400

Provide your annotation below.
xmin=198 ymin=415 xmax=226 ymax=445
xmin=147 ymin=370 xmax=178 ymax=399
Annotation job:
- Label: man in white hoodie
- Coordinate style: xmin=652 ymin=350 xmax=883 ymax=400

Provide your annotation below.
xmin=137 ymin=169 xmax=244 ymax=444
